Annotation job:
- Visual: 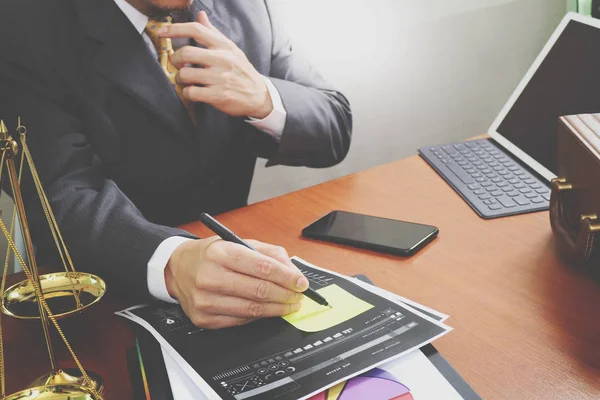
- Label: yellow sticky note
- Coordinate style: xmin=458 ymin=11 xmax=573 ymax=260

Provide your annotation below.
xmin=283 ymin=284 xmax=373 ymax=333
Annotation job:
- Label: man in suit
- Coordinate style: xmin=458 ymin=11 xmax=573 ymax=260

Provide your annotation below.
xmin=0 ymin=0 xmax=352 ymax=328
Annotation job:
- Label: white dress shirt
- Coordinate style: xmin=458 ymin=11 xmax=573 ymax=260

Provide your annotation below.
xmin=113 ymin=0 xmax=287 ymax=302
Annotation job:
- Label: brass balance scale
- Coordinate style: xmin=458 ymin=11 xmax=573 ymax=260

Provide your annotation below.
xmin=0 ymin=119 xmax=107 ymax=399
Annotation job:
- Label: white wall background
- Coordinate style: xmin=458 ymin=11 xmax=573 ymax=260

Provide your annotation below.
xmin=248 ymin=0 xmax=568 ymax=203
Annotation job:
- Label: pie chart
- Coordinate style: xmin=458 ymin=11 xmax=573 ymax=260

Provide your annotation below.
xmin=309 ymin=368 xmax=414 ymax=400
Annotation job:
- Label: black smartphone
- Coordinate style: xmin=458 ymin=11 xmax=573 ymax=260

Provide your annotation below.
xmin=301 ymin=210 xmax=439 ymax=256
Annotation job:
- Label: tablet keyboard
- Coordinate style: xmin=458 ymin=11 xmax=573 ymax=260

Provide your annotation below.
xmin=419 ymin=139 xmax=550 ymax=219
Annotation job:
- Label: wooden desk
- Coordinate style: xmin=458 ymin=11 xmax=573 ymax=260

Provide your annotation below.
xmin=5 ymin=155 xmax=600 ymax=399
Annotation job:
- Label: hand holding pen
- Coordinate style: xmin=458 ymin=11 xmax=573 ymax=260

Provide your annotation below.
xmin=199 ymin=213 xmax=330 ymax=307
xmin=164 ymin=216 xmax=317 ymax=329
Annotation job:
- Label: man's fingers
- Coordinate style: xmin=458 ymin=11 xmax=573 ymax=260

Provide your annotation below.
xmin=197 ymin=10 xmax=219 ymax=32
xmin=247 ymin=240 xmax=297 ymax=270
xmin=176 ymin=66 xmax=219 ymax=86
xmin=201 ymin=268 xmax=303 ymax=304
xmin=158 ymin=21 xmax=225 ymax=49
xmin=182 ymin=86 xmax=219 ymax=104
xmin=206 ymin=241 xmax=309 ymax=292
xmin=193 ymin=293 xmax=302 ymax=319
xmin=170 ymin=46 xmax=222 ymax=69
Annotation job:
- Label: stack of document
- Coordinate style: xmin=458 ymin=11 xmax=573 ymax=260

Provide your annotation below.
xmin=118 ymin=258 xmax=463 ymax=400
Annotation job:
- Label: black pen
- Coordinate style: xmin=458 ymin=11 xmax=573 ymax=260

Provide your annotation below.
xmin=199 ymin=213 xmax=330 ymax=307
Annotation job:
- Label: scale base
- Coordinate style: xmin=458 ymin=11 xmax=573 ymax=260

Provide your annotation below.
xmin=4 ymin=369 xmax=104 ymax=399
xmin=4 ymin=383 xmax=101 ymax=400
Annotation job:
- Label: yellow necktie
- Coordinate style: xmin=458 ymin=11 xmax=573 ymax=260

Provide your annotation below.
xmin=145 ymin=18 xmax=192 ymax=112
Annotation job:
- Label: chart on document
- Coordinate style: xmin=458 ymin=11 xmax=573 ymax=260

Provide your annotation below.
xmin=120 ymin=260 xmax=450 ymax=400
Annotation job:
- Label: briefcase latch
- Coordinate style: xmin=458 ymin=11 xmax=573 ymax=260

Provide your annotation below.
xmin=550 ymin=178 xmax=600 ymax=265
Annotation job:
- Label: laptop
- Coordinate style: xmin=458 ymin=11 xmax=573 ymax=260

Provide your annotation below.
xmin=419 ymin=12 xmax=600 ymax=218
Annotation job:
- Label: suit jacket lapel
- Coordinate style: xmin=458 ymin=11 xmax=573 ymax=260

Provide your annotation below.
xmin=75 ymin=0 xmax=195 ymax=145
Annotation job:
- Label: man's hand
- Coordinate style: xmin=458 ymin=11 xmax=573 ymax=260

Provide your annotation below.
xmin=159 ymin=11 xmax=273 ymax=119
xmin=164 ymin=237 xmax=309 ymax=329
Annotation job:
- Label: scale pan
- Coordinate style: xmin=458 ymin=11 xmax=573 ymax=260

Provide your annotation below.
xmin=1 ymin=272 xmax=106 ymax=320
xmin=4 ymin=384 xmax=102 ymax=400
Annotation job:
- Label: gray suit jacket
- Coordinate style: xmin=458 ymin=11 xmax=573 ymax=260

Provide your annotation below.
xmin=0 ymin=0 xmax=352 ymax=297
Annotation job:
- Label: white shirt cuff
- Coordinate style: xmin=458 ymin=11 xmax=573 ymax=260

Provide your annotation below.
xmin=246 ymin=76 xmax=287 ymax=141
xmin=147 ymin=236 xmax=194 ymax=303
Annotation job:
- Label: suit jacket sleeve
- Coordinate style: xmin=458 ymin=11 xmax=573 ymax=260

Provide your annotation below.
xmin=262 ymin=0 xmax=353 ymax=168
xmin=0 ymin=60 xmax=196 ymax=298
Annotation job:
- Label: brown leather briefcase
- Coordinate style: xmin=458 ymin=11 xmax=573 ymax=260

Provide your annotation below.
xmin=551 ymin=113 xmax=600 ymax=267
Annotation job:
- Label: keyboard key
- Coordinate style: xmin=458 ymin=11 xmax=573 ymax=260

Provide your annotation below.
xmin=476 ymin=177 xmax=487 ymax=183
xmin=458 ymin=161 xmax=468 ymax=166
xmin=492 ymin=177 xmax=503 ymax=183
xmin=508 ymin=178 xmax=519 ymax=184
xmin=481 ymin=182 xmax=493 ymax=187
xmin=446 ymin=163 xmax=475 ymax=184
xmin=536 ymin=188 xmax=549 ymax=194
xmin=524 ymin=178 xmax=536 ymax=184
xmin=497 ymin=182 xmax=509 ymax=188
xmin=497 ymin=196 xmax=517 ymax=208
xmin=482 ymin=158 xmax=494 ymax=163
xmin=494 ymin=154 xmax=505 ymax=159
xmin=502 ymin=187 xmax=514 ymax=193
xmin=472 ymin=173 xmax=483 ymax=178
xmin=488 ymin=161 xmax=500 ymax=168
xmin=520 ymin=188 xmax=532 ymax=194
xmin=467 ymin=157 xmax=478 ymax=162
xmin=443 ymin=145 xmax=457 ymax=154
xmin=472 ymin=161 xmax=483 ymax=166
xmin=486 ymin=186 xmax=498 ymax=192
xmin=481 ymin=169 xmax=493 ymax=174
xmin=498 ymin=171 xmax=511 ymax=176
xmin=489 ymin=204 xmax=502 ymax=211
xmin=491 ymin=191 xmax=504 ymax=197
xmin=486 ymin=173 xmax=498 ymax=179
xmin=467 ymin=183 xmax=480 ymax=190
xmin=514 ymin=171 xmax=526 ymax=176
xmin=479 ymin=194 xmax=492 ymax=200
xmin=477 ymin=164 xmax=488 ymax=170
xmin=508 ymin=191 xmax=520 ymax=197
xmin=493 ymin=166 xmax=505 ymax=172
xmin=483 ymin=199 xmax=493 ymax=205
xmin=525 ymin=193 xmax=538 ymax=199
xmin=465 ymin=168 xmax=476 ymax=174
xmin=454 ymin=143 xmax=467 ymax=150
xmin=466 ymin=142 xmax=479 ymax=148
xmin=502 ymin=161 xmax=513 ymax=167
xmin=474 ymin=189 xmax=486 ymax=195
xmin=542 ymin=193 xmax=551 ymax=201
xmin=504 ymin=174 xmax=515 ymax=180
xmin=530 ymin=183 xmax=542 ymax=189
xmin=531 ymin=197 xmax=546 ymax=204
xmin=514 ymin=183 xmax=526 ymax=189
xmin=508 ymin=166 xmax=520 ymax=171
xmin=514 ymin=196 xmax=531 ymax=206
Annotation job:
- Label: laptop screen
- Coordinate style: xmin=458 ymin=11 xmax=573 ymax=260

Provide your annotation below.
xmin=494 ymin=19 xmax=600 ymax=176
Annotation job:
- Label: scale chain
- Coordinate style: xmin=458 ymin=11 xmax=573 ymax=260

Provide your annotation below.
xmin=20 ymin=133 xmax=82 ymax=309
xmin=0 ymin=218 xmax=102 ymax=399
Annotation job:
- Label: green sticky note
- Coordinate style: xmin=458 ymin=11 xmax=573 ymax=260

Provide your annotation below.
xmin=283 ymin=284 xmax=374 ymax=332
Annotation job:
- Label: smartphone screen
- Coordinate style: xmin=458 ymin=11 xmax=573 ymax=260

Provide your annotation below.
xmin=302 ymin=211 xmax=438 ymax=256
